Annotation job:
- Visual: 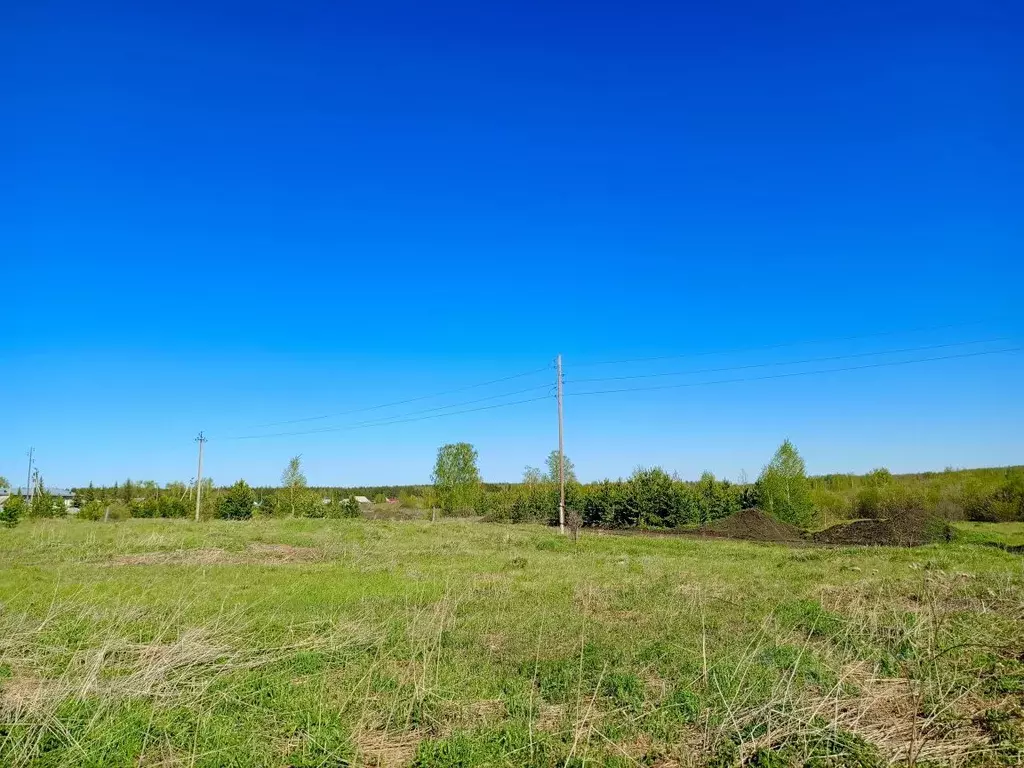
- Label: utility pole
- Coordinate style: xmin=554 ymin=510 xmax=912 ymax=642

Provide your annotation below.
xmin=194 ymin=432 xmax=206 ymax=522
xmin=25 ymin=447 xmax=34 ymax=503
xmin=556 ymin=354 xmax=565 ymax=534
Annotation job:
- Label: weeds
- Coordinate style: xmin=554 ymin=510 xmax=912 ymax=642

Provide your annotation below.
xmin=0 ymin=518 xmax=1021 ymax=766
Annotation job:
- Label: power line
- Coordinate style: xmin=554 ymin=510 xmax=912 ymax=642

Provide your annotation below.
xmin=247 ymin=363 xmax=552 ymax=429
xmin=566 ymin=338 xmax=1007 ymax=385
xmin=226 ymin=394 xmax=553 ymax=440
xmin=219 ymin=384 xmax=553 ymax=440
xmin=566 ymin=347 xmax=1022 ymax=398
xmin=570 ymin=319 xmax=994 ymax=368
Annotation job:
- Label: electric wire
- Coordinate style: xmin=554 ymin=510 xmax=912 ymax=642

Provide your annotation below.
xmin=565 ymin=338 xmax=1007 ymax=385
xmin=226 ymin=394 xmax=553 ymax=440
xmin=219 ymin=383 xmax=553 ymax=440
xmin=246 ymin=363 xmax=552 ymax=428
xmin=566 ymin=347 xmax=1022 ymax=397
xmin=570 ymin=319 xmax=994 ymax=368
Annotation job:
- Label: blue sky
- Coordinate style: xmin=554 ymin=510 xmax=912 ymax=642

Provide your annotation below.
xmin=2 ymin=0 xmax=1021 ymax=488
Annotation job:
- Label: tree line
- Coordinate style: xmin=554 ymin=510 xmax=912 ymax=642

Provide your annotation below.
xmin=2 ymin=444 xmax=1021 ymax=529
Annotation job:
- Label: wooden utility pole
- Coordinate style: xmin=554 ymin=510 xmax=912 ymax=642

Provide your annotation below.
xmin=557 ymin=354 xmax=565 ymax=534
xmin=25 ymin=447 xmax=34 ymax=504
xmin=194 ymin=432 xmax=206 ymax=522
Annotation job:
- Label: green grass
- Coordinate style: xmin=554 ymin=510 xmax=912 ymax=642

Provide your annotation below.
xmin=1 ymin=518 xmax=1022 ymax=767
xmin=954 ymin=521 xmax=1024 ymax=548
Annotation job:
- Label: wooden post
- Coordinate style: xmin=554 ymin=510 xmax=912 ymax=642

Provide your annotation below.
xmin=557 ymin=354 xmax=565 ymax=534
xmin=194 ymin=432 xmax=206 ymax=521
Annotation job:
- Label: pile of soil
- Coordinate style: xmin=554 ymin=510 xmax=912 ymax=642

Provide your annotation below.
xmin=699 ymin=508 xmax=805 ymax=543
xmin=813 ymin=509 xmax=952 ymax=547
xmin=812 ymin=519 xmax=895 ymax=546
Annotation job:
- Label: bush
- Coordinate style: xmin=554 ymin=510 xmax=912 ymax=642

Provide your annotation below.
xmin=854 ymin=483 xmax=925 ymax=520
xmin=959 ymin=479 xmax=1000 ymax=522
xmin=217 ymin=480 xmax=255 ymax=520
xmin=627 ymin=467 xmax=685 ymax=528
xmin=29 ymin=490 xmax=66 ymax=519
xmin=335 ymin=497 xmax=363 ymax=518
xmin=81 ymin=500 xmax=130 ymax=521
xmin=0 ymin=496 xmax=24 ymax=527
xmin=810 ymin=487 xmax=851 ymax=526
xmin=79 ymin=500 xmax=105 ymax=521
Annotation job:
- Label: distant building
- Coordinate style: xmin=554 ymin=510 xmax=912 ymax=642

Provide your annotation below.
xmin=386 ymin=497 xmax=400 ymax=504
xmin=353 ymin=495 xmax=372 ymax=505
xmin=0 ymin=487 xmax=75 ymax=508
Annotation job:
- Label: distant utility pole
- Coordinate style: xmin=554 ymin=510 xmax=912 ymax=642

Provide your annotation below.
xmin=25 ymin=447 xmax=34 ymax=503
xmin=194 ymin=432 xmax=207 ymax=522
xmin=556 ymin=354 xmax=565 ymax=534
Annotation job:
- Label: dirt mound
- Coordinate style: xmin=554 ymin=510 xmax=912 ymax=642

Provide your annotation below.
xmin=812 ymin=519 xmax=894 ymax=546
xmin=699 ymin=508 xmax=805 ymax=543
xmin=813 ymin=509 xmax=952 ymax=547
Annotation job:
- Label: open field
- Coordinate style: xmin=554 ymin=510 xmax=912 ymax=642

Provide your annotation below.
xmin=1 ymin=519 xmax=1022 ymax=767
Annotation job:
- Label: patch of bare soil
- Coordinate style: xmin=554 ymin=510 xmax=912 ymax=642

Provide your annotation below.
xmin=698 ymin=508 xmax=805 ymax=543
xmin=108 ymin=543 xmax=321 ymax=566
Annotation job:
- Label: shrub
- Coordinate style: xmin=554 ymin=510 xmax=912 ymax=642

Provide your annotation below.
xmin=810 ymin=487 xmax=851 ymax=526
xmin=217 ymin=480 xmax=255 ymax=520
xmin=336 ymin=497 xmax=363 ymax=518
xmin=398 ymin=491 xmax=420 ymax=508
xmin=29 ymin=490 xmax=66 ymax=519
xmin=854 ymin=483 xmax=925 ymax=520
xmin=694 ymin=471 xmax=742 ymax=524
xmin=157 ymin=495 xmax=190 ymax=518
xmin=80 ymin=500 xmax=130 ymax=521
xmin=79 ymin=500 xmax=105 ymax=521
xmin=0 ymin=496 xmax=24 ymax=527
xmin=627 ymin=467 xmax=685 ymax=528
xmin=959 ymin=479 xmax=999 ymax=522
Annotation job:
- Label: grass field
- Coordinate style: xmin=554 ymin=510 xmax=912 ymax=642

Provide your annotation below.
xmin=1 ymin=519 xmax=1022 ymax=767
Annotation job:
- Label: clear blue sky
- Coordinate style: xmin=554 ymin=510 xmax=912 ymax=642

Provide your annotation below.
xmin=2 ymin=0 xmax=1021 ymax=488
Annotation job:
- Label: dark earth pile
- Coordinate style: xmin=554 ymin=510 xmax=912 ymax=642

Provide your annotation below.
xmin=811 ymin=518 xmax=895 ymax=546
xmin=695 ymin=507 xmax=952 ymax=547
xmin=813 ymin=508 xmax=953 ymax=546
xmin=699 ymin=508 xmax=805 ymax=543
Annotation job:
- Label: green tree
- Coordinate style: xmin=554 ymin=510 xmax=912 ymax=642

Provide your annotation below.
xmin=339 ymin=496 xmax=362 ymax=518
xmin=79 ymin=499 xmax=106 ymax=521
xmin=431 ymin=443 xmax=481 ymax=515
xmin=217 ymin=480 xmax=255 ymax=520
xmin=281 ymin=456 xmax=307 ymax=517
xmin=756 ymin=439 xmax=813 ymax=527
xmin=0 ymin=476 xmax=9 ymax=490
xmin=545 ymin=450 xmax=577 ymax=484
xmin=0 ymin=494 xmax=24 ymax=527
xmin=522 ymin=466 xmax=544 ymax=485
xmin=29 ymin=476 xmax=65 ymax=518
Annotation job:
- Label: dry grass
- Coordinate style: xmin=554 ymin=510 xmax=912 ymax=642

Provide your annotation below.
xmin=106 ymin=542 xmax=321 ymax=566
xmin=354 ymin=728 xmax=424 ymax=767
